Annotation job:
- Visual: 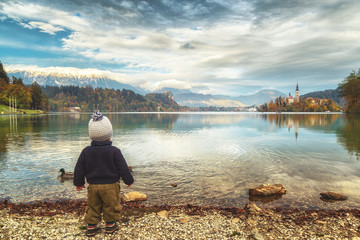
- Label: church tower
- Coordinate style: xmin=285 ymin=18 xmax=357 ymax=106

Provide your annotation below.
xmin=295 ymin=83 xmax=300 ymax=103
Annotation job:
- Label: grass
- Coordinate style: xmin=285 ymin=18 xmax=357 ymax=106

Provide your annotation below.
xmin=0 ymin=104 xmax=45 ymax=115
xmin=0 ymin=104 xmax=9 ymax=113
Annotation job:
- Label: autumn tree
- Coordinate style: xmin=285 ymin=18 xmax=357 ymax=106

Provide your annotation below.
xmin=338 ymin=68 xmax=360 ymax=114
xmin=30 ymin=81 xmax=43 ymax=110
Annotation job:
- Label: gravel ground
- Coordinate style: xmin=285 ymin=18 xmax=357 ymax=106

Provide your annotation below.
xmin=1 ymin=200 xmax=360 ymax=239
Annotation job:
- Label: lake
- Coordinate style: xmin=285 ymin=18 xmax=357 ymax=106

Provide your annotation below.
xmin=0 ymin=112 xmax=359 ymax=210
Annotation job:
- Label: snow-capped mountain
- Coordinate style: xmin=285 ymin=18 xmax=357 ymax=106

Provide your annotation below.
xmin=7 ymin=67 xmax=147 ymax=95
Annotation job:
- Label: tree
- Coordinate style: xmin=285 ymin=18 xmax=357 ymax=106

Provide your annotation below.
xmin=30 ymin=81 xmax=43 ymax=110
xmin=338 ymin=68 xmax=360 ymax=114
xmin=0 ymin=61 xmax=10 ymax=85
xmin=11 ymin=76 xmax=25 ymax=87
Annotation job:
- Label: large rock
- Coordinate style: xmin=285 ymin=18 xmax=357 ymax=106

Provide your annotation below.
xmin=320 ymin=192 xmax=347 ymax=201
xmin=121 ymin=192 xmax=147 ymax=202
xmin=249 ymin=184 xmax=286 ymax=197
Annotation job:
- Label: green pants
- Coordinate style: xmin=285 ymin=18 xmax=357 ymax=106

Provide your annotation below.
xmin=85 ymin=183 xmax=122 ymax=224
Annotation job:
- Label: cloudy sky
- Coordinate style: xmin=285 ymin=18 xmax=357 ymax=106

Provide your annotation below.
xmin=1 ymin=0 xmax=359 ymax=95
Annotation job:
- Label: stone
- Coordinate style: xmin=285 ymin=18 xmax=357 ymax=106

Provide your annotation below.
xmin=170 ymin=183 xmax=177 ymax=187
xmin=249 ymin=184 xmax=286 ymax=197
xmin=179 ymin=219 xmax=189 ymax=224
xmin=244 ymin=202 xmax=261 ymax=214
xmin=320 ymin=192 xmax=347 ymax=201
xmin=250 ymin=228 xmax=264 ymax=240
xmin=121 ymin=192 xmax=147 ymax=202
xmin=246 ymin=218 xmax=257 ymax=226
xmin=157 ymin=210 xmax=169 ymax=218
xmin=315 ymin=220 xmax=326 ymax=225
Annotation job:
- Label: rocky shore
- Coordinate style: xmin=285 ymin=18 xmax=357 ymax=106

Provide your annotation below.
xmin=1 ymin=199 xmax=360 ymax=239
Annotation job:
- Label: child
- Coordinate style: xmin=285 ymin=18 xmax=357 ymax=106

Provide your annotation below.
xmin=74 ymin=111 xmax=134 ymax=237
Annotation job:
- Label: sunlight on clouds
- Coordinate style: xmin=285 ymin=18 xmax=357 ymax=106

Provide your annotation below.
xmin=1 ymin=0 xmax=360 ymax=95
xmin=153 ymin=79 xmax=193 ymax=91
xmin=20 ymin=21 xmax=64 ymax=35
xmin=0 ymin=1 xmax=89 ymax=32
xmin=213 ymin=68 xmax=243 ymax=79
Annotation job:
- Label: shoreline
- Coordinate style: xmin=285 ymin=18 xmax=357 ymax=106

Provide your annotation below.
xmin=1 ymin=199 xmax=360 ymax=239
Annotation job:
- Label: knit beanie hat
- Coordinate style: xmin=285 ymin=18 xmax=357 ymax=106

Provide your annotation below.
xmin=88 ymin=111 xmax=113 ymax=141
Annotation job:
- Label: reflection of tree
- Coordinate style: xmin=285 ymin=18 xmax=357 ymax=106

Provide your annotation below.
xmin=0 ymin=115 xmax=50 ymax=160
xmin=262 ymin=114 xmax=341 ymax=133
xmin=336 ymin=115 xmax=360 ymax=159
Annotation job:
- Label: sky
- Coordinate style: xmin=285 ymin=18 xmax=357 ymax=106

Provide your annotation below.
xmin=0 ymin=0 xmax=360 ymax=96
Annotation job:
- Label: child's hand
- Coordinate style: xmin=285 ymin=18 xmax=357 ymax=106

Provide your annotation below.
xmin=127 ymin=185 xmax=132 ymax=188
xmin=76 ymin=186 xmax=85 ymax=191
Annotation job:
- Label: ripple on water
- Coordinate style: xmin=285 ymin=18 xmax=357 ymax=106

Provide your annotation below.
xmin=1 ymin=113 xmax=360 ymax=209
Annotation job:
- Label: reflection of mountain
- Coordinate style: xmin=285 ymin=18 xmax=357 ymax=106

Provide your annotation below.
xmin=336 ymin=116 xmax=360 ymax=159
xmin=174 ymin=113 xmax=251 ymax=130
xmin=109 ymin=113 xmax=180 ymax=131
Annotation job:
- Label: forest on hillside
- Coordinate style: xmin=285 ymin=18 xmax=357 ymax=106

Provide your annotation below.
xmin=1 ymin=61 xmax=183 ymax=112
xmin=0 ymin=62 xmax=48 ymax=111
xmin=301 ymin=89 xmax=345 ymax=107
xmin=42 ymin=85 xmax=182 ymax=112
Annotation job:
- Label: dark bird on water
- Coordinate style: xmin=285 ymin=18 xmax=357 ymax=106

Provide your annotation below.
xmin=58 ymin=168 xmax=74 ymax=179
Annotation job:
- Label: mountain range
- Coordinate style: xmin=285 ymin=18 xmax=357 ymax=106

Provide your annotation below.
xmin=155 ymin=88 xmax=286 ymax=107
xmin=9 ymin=69 xmax=328 ymax=107
xmin=7 ymin=69 xmax=147 ymax=95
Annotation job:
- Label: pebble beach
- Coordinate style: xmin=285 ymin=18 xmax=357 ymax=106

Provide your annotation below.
xmin=1 ymin=200 xmax=360 ymax=239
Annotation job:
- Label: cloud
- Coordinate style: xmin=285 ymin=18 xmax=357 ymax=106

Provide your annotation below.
xmin=20 ymin=21 xmax=64 ymax=35
xmin=180 ymin=42 xmax=195 ymax=49
xmin=1 ymin=0 xmax=360 ymax=95
xmin=0 ymin=1 xmax=89 ymax=32
xmin=153 ymin=79 xmax=193 ymax=91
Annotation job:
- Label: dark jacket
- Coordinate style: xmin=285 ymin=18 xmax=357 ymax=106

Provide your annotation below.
xmin=73 ymin=141 xmax=134 ymax=186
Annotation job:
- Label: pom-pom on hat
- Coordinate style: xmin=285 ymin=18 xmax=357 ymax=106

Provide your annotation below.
xmin=88 ymin=111 xmax=113 ymax=141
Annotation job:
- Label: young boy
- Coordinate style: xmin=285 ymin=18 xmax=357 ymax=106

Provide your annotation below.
xmin=74 ymin=111 xmax=134 ymax=237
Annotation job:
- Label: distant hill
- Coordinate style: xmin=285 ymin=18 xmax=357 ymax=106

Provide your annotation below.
xmin=41 ymin=85 xmax=180 ymax=112
xmin=154 ymin=87 xmax=192 ymax=95
xmin=301 ymin=89 xmax=345 ymax=107
xmin=156 ymin=88 xmax=286 ymax=107
xmin=232 ymin=89 xmax=286 ymax=106
xmin=7 ymin=69 xmax=147 ymax=95
xmin=145 ymin=92 xmax=181 ymax=111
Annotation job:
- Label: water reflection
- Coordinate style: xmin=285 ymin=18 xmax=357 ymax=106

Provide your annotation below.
xmin=108 ymin=113 xmax=180 ymax=130
xmin=262 ymin=113 xmax=342 ymax=136
xmin=258 ymin=113 xmax=360 ymax=158
xmin=336 ymin=115 xmax=360 ymax=159
xmin=0 ymin=113 xmax=360 ymax=209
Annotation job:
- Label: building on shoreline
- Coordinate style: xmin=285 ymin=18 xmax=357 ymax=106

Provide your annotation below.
xmin=295 ymin=83 xmax=300 ymax=103
xmin=287 ymin=83 xmax=300 ymax=105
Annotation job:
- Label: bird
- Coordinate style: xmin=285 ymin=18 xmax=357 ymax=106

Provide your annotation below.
xmin=58 ymin=168 xmax=74 ymax=179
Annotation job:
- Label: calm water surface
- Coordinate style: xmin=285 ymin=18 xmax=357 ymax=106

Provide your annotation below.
xmin=0 ymin=113 xmax=359 ymax=210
